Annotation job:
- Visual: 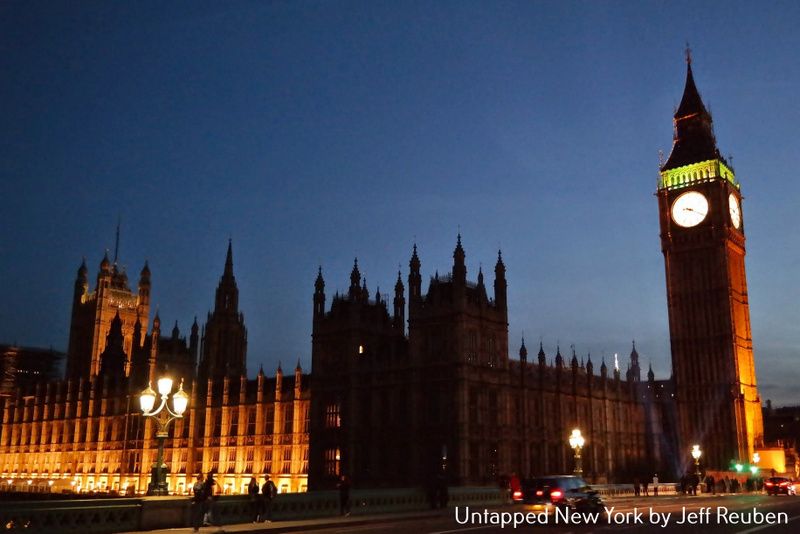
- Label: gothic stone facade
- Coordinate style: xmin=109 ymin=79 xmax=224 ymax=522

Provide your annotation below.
xmin=0 ymin=244 xmax=310 ymax=495
xmin=308 ymin=240 xmax=672 ymax=489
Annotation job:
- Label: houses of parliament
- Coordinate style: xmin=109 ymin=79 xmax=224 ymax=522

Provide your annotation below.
xmin=0 ymin=56 xmax=766 ymax=494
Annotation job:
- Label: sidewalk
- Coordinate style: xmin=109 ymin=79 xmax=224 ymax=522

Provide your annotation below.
xmin=119 ymin=509 xmax=450 ymax=534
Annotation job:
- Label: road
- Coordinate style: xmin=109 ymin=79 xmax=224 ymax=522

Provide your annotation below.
xmin=299 ymin=494 xmax=800 ymax=534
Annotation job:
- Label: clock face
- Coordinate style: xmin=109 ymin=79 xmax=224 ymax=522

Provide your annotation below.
xmin=729 ymin=194 xmax=741 ymax=229
xmin=671 ymin=191 xmax=709 ymax=227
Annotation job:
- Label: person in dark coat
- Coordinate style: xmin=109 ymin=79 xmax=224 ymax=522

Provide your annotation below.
xmin=201 ymin=471 xmax=219 ymax=526
xmin=338 ymin=475 xmax=351 ymax=516
xmin=247 ymin=477 xmax=260 ymax=522
xmin=261 ymin=474 xmax=277 ymax=522
xmin=190 ymin=474 xmax=205 ymax=532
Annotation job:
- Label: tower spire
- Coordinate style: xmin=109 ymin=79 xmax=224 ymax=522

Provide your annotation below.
xmin=224 ymin=238 xmax=234 ymax=278
xmin=661 ymin=51 xmax=720 ymax=172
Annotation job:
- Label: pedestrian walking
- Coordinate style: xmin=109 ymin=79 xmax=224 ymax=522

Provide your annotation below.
xmin=190 ymin=474 xmax=205 ymax=532
xmin=633 ymin=476 xmax=640 ymax=497
xmin=247 ymin=477 xmax=260 ymax=522
xmin=643 ymin=479 xmax=649 ymax=496
xmin=201 ymin=470 xmax=220 ymax=526
xmin=652 ymin=474 xmax=659 ymax=496
xmin=338 ymin=474 xmax=351 ymax=516
xmin=261 ymin=474 xmax=277 ymax=522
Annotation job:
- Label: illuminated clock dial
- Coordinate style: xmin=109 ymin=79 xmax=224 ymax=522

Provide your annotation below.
xmin=671 ymin=191 xmax=709 ymax=227
xmin=728 ymin=194 xmax=741 ymax=229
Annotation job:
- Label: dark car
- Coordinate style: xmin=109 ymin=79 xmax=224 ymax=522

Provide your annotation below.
xmin=521 ymin=475 xmax=605 ymax=514
xmin=765 ymin=477 xmax=796 ymax=495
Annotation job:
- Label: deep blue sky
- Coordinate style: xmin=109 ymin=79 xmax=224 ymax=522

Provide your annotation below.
xmin=2 ymin=1 xmax=798 ymax=404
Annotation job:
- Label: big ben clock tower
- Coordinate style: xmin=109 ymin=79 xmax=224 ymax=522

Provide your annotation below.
xmin=658 ymin=51 xmax=763 ymax=470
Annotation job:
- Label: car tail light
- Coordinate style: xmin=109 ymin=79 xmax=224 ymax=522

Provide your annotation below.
xmin=535 ymin=490 xmax=544 ymax=496
xmin=513 ymin=490 xmax=522 ymax=499
xmin=550 ymin=489 xmax=563 ymax=499
xmin=765 ymin=482 xmax=774 ymax=486
xmin=780 ymin=482 xmax=789 ymax=487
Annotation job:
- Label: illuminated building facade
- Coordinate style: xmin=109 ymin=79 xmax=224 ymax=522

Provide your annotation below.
xmin=657 ymin=53 xmax=764 ymax=470
xmin=0 ymin=244 xmax=310 ymax=494
xmin=308 ymin=241 xmax=672 ymax=489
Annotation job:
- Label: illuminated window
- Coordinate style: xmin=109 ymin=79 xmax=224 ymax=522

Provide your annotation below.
xmin=283 ymin=404 xmax=294 ymax=435
xmin=282 ymin=448 xmax=292 ymax=474
xmin=263 ymin=449 xmax=272 ymax=474
xmin=325 ymin=448 xmax=341 ymax=476
xmin=325 ymin=403 xmax=341 ymax=428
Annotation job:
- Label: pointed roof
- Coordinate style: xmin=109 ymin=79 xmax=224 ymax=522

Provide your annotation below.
xmin=223 ymin=239 xmax=234 ymax=278
xmin=350 ymin=258 xmax=361 ymax=288
xmin=519 ymin=337 xmax=528 ymax=359
xmin=674 ymin=57 xmax=709 ymax=119
xmin=315 ymin=266 xmax=325 ymax=292
xmin=662 ymin=54 xmax=722 ymax=171
xmin=495 ymin=249 xmax=506 ymax=277
xmin=140 ymin=260 xmax=150 ymax=279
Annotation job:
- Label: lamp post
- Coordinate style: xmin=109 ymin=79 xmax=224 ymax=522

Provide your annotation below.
xmin=691 ymin=444 xmax=702 ymax=479
xmin=568 ymin=429 xmax=585 ymax=476
xmin=139 ymin=377 xmax=189 ymax=495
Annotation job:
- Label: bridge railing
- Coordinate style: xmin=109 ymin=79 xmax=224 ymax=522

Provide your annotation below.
xmin=0 ymin=486 xmax=506 ymax=533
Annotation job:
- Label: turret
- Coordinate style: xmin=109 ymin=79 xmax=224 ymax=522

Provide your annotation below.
xmin=537 ymin=341 xmax=546 ymax=367
xmin=74 ymin=258 xmax=88 ymax=302
xmin=172 ymin=320 xmax=180 ymax=340
xmin=476 ymin=266 xmax=486 ymax=299
xmin=349 ymin=258 xmax=361 ymax=300
xmin=452 ymin=234 xmax=466 ymax=285
xmin=494 ymin=250 xmax=507 ymax=313
xmin=519 ymin=338 xmax=528 ymax=363
xmin=647 ymin=362 xmax=655 ymax=383
xmin=586 ymin=353 xmax=594 ymax=375
xmin=138 ymin=261 xmax=151 ymax=305
xmin=97 ymin=251 xmax=112 ymax=289
xmin=314 ymin=267 xmax=326 ymax=319
xmin=600 ymin=357 xmax=608 ymax=379
xmin=628 ymin=340 xmax=641 ymax=382
xmin=393 ymin=270 xmax=405 ymax=331
xmin=408 ymin=244 xmax=422 ymax=304
xmin=214 ymin=240 xmax=239 ymax=313
xmin=555 ymin=345 xmax=563 ymax=368
xmin=295 ymin=360 xmax=303 ymax=391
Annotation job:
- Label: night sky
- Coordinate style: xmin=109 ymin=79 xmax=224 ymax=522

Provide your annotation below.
xmin=2 ymin=1 xmax=798 ymax=404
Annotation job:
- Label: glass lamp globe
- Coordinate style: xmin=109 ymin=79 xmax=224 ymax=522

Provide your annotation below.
xmin=139 ymin=384 xmax=157 ymax=413
xmin=157 ymin=376 xmax=174 ymax=396
xmin=569 ymin=429 xmax=584 ymax=449
xmin=172 ymin=381 xmax=189 ymax=416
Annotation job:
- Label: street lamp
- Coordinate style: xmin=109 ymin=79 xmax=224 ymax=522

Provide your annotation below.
xmin=568 ymin=429 xmax=585 ymax=476
xmin=691 ymin=444 xmax=702 ymax=478
xmin=139 ymin=377 xmax=189 ymax=495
